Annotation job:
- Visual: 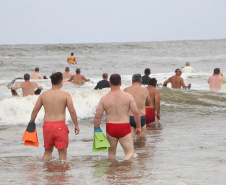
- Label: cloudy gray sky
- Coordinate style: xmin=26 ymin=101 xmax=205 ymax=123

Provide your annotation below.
xmin=0 ymin=0 xmax=226 ymax=45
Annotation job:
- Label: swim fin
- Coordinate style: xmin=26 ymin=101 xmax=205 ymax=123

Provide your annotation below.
xmin=92 ymin=128 xmax=110 ymax=152
xmin=11 ymin=89 xmax=20 ymax=97
xmin=22 ymin=122 xmax=39 ymax=147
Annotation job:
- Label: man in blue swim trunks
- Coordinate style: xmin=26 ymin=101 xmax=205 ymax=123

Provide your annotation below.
xmin=124 ymin=74 xmax=150 ymax=138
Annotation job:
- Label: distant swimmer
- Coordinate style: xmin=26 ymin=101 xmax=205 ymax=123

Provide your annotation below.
xmin=94 ymin=74 xmax=141 ymax=160
xmin=63 ymin=67 xmax=72 ymax=80
xmin=31 ymin=67 xmax=43 ymax=79
xmin=142 ymin=68 xmax=151 ymax=85
xmin=67 ymin=52 xmax=77 ymax=64
xmin=30 ymin=72 xmax=79 ymax=160
xmin=163 ymin=68 xmax=191 ymax=89
xmin=208 ymin=68 xmax=226 ymax=91
xmin=181 ymin=61 xmax=196 ymax=73
xmin=94 ymin=73 xmax=110 ymax=90
xmin=8 ymin=73 xmax=43 ymax=97
xmin=68 ymin=68 xmax=90 ymax=85
xmin=146 ymin=78 xmax=160 ymax=124
xmin=124 ymin=74 xmax=150 ymax=138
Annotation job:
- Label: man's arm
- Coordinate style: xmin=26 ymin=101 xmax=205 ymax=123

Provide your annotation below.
xmin=129 ymin=97 xmax=141 ymax=138
xmin=145 ymin=89 xmax=151 ymax=106
xmin=94 ymin=98 xmax=104 ymax=129
xmin=30 ymin=95 xmax=43 ymax=122
xmin=82 ymin=75 xmax=90 ymax=82
xmin=68 ymin=75 xmax=73 ymax=82
xmin=155 ymin=90 xmax=160 ymax=120
xmin=66 ymin=93 xmax=79 ymax=135
xmin=67 ymin=57 xmax=69 ymax=63
xmin=74 ymin=57 xmax=77 ymax=64
xmin=94 ymin=82 xmax=100 ymax=90
xmin=163 ymin=77 xmax=171 ymax=86
xmin=181 ymin=78 xmax=190 ymax=89
xmin=34 ymin=82 xmax=43 ymax=90
xmin=8 ymin=83 xmax=22 ymax=90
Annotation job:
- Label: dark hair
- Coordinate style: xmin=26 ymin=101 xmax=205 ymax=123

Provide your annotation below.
xmin=103 ymin=73 xmax=108 ymax=79
xmin=76 ymin=68 xmax=80 ymax=74
xmin=175 ymin=68 xmax=181 ymax=73
xmin=35 ymin=67 xmax=39 ymax=72
xmin=110 ymin=74 xmax=121 ymax=86
xmin=71 ymin=53 xmax=74 ymax=56
xmin=50 ymin=72 xmax=63 ymax=85
xmin=144 ymin=68 xmax=151 ymax=75
xmin=132 ymin=73 xmax=141 ymax=83
xmin=24 ymin=73 xmax=30 ymax=80
xmin=149 ymin=78 xmax=157 ymax=86
xmin=214 ymin=68 xmax=220 ymax=74
xmin=65 ymin=67 xmax=70 ymax=71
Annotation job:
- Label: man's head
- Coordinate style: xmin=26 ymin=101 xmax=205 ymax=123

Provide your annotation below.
xmin=35 ymin=67 xmax=39 ymax=72
xmin=149 ymin=78 xmax=157 ymax=86
xmin=110 ymin=74 xmax=121 ymax=86
xmin=185 ymin=61 xmax=190 ymax=66
xmin=76 ymin=68 xmax=80 ymax=74
xmin=214 ymin=68 xmax=220 ymax=74
xmin=175 ymin=68 xmax=182 ymax=76
xmin=71 ymin=53 xmax=74 ymax=56
xmin=132 ymin=73 xmax=142 ymax=83
xmin=144 ymin=68 xmax=151 ymax=75
xmin=65 ymin=67 xmax=70 ymax=72
xmin=50 ymin=72 xmax=63 ymax=85
xmin=24 ymin=73 xmax=30 ymax=80
xmin=102 ymin=73 xmax=108 ymax=80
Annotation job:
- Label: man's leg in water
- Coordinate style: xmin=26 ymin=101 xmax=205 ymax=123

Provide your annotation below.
xmin=141 ymin=125 xmax=146 ymax=138
xmin=130 ymin=127 xmax=136 ymax=138
xmin=106 ymin=133 xmax=118 ymax=159
xmin=43 ymin=146 xmax=54 ymax=161
xmin=119 ymin=133 xmax=134 ymax=160
xmin=58 ymin=148 xmax=67 ymax=160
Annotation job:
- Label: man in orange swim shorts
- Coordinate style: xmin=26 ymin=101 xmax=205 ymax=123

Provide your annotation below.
xmin=146 ymin=78 xmax=160 ymax=124
xmin=94 ymin=74 xmax=141 ymax=160
xmin=30 ymin=72 xmax=79 ymax=160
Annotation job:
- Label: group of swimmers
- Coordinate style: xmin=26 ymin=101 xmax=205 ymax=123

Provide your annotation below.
xmin=7 ymin=58 xmax=226 ymax=161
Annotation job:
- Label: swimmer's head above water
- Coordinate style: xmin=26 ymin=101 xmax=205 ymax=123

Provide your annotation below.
xmin=50 ymin=72 xmax=63 ymax=85
xmin=110 ymin=74 xmax=121 ymax=86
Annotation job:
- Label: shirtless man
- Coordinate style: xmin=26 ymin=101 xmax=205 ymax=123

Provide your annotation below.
xmin=208 ymin=68 xmax=226 ymax=91
xmin=146 ymin=78 xmax=160 ymax=124
xmin=67 ymin=53 xmax=77 ymax=64
xmin=163 ymin=68 xmax=191 ymax=89
xmin=30 ymin=72 xmax=79 ymax=161
xmin=94 ymin=74 xmax=141 ymax=160
xmin=63 ymin=67 xmax=72 ymax=80
xmin=8 ymin=73 xmax=43 ymax=97
xmin=31 ymin=67 xmax=42 ymax=79
xmin=68 ymin=68 xmax=90 ymax=85
xmin=124 ymin=74 xmax=150 ymax=138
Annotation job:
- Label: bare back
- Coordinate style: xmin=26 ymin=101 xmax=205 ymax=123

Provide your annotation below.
xmin=70 ymin=74 xmax=84 ymax=85
xmin=101 ymin=90 xmax=133 ymax=123
xmin=40 ymin=89 xmax=70 ymax=121
xmin=169 ymin=75 xmax=184 ymax=88
xmin=208 ymin=75 xmax=226 ymax=91
xmin=63 ymin=72 xmax=72 ymax=80
xmin=31 ymin=72 xmax=42 ymax=79
xmin=124 ymin=85 xmax=150 ymax=116
xmin=21 ymin=81 xmax=36 ymax=96
xmin=146 ymin=86 xmax=159 ymax=109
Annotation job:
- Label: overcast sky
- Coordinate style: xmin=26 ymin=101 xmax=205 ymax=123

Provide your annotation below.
xmin=0 ymin=0 xmax=226 ymax=45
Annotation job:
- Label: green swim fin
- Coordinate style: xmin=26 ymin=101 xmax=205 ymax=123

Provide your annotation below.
xmin=92 ymin=128 xmax=110 ymax=152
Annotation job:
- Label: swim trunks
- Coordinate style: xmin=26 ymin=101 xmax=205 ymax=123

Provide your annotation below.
xmin=130 ymin=116 xmax=146 ymax=128
xmin=43 ymin=121 xmax=69 ymax=149
xmin=106 ymin=123 xmax=131 ymax=138
xmin=146 ymin=108 xmax=155 ymax=124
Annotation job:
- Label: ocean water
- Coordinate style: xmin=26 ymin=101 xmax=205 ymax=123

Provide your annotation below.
xmin=0 ymin=40 xmax=226 ymax=185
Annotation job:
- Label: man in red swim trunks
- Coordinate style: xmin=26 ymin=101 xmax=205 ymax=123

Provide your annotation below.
xmin=146 ymin=78 xmax=160 ymax=124
xmin=94 ymin=74 xmax=141 ymax=160
xmin=30 ymin=72 xmax=79 ymax=161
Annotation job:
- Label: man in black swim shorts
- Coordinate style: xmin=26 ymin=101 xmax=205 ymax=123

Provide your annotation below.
xmin=124 ymin=74 xmax=150 ymax=138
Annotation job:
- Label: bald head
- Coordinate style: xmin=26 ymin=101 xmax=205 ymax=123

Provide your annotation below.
xmin=185 ymin=61 xmax=190 ymax=66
